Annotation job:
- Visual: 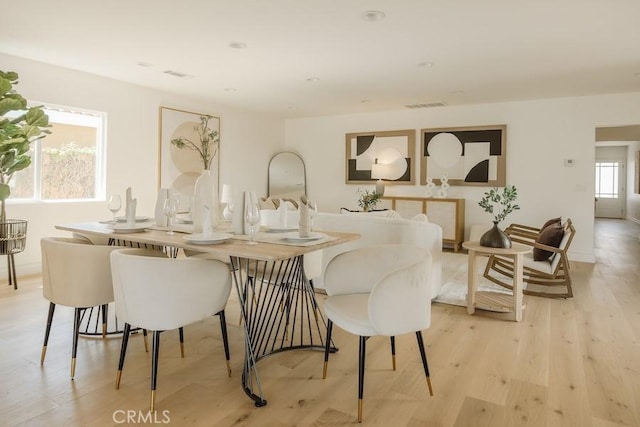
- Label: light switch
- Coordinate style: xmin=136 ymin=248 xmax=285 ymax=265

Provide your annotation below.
xmin=564 ymin=159 xmax=576 ymax=167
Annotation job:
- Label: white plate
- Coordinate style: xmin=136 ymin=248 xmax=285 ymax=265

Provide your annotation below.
xmin=265 ymin=227 xmax=298 ymax=233
xmin=282 ymin=231 xmax=326 ymax=243
xmin=115 ymin=216 xmax=151 ymax=223
xmin=184 ymin=232 xmax=233 ymax=245
xmin=111 ymin=225 xmax=148 ymax=233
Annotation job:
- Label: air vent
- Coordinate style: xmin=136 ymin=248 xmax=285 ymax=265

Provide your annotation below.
xmin=162 ymin=70 xmax=192 ymax=78
xmin=405 ymin=102 xmax=447 ymax=109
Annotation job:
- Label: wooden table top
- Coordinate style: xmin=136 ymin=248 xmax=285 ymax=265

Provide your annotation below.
xmin=56 ymin=222 xmax=360 ymax=262
xmin=462 ymin=241 xmax=532 ymax=255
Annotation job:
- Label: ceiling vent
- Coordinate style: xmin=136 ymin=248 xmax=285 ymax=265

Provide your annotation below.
xmin=162 ymin=70 xmax=192 ymax=78
xmin=405 ymin=102 xmax=447 ymax=109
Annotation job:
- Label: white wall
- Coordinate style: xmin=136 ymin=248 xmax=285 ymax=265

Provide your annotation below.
xmin=1 ymin=54 xmax=284 ymax=277
xmin=285 ymin=92 xmax=640 ymax=263
xmin=626 ymin=141 xmax=640 ymax=223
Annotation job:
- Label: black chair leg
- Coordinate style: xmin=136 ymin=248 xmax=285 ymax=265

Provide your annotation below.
xmin=390 ymin=336 xmax=396 ymax=371
xmin=358 ymin=336 xmax=367 ymax=423
xmin=40 ymin=302 xmax=56 ymax=364
xmin=416 ymin=331 xmax=433 ymax=396
xmin=142 ymin=329 xmax=149 ymax=352
xmin=323 ymin=319 xmax=333 ymax=379
xmin=150 ymin=331 xmax=161 ymax=411
xmin=115 ymin=323 xmax=131 ymax=389
xmin=217 ymin=310 xmax=231 ymax=376
xmin=8 ymin=253 xmax=17 ymax=290
xmin=101 ymin=304 xmax=108 ymax=339
xmin=178 ymin=327 xmax=185 ymax=358
xmin=71 ymin=308 xmax=82 ymax=379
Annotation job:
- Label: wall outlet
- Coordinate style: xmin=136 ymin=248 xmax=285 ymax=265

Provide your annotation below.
xmin=564 ymin=159 xmax=576 ymax=167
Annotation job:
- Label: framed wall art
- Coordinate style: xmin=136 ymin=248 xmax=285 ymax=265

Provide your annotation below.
xmin=345 ymin=129 xmax=415 ymax=185
xmin=420 ymin=125 xmax=506 ymax=187
xmin=158 ymin=106 xmax=220 ymax=210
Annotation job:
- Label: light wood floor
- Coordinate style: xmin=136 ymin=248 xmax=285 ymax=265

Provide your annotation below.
xmin=1 ymin=219 xmax=639 ymax=426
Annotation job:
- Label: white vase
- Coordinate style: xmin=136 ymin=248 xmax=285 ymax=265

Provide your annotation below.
xmin=192 ymin=169 xmax=220 ymax=234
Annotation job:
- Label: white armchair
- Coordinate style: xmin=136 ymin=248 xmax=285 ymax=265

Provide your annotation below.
xmin=110 ymin=248 xmax=232 ymax=411
xmin=322 ymin=245 xmax=434 ymax=422
xmin=40 ymin=237 xmax=120 ymax=379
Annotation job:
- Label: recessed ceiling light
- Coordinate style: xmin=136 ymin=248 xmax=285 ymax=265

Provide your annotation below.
xmin=360 ymin=99 xmax=372 ymax=103
xmin=361 ymin=10 xmax=386 ymax=22
xmin=224 ymin=88 xmax=237 ymax=92
xmin=136 ymin=62 xmax=152 ymax=67
xmin=450 ymin=90 xmax=464 ymax=95
xmin=418 ymin=62 xmax=435 ymax=68
xmin=306 ymin=77 xmax=320 ymax=83
xmin=228 ymin=42 xmax=247 ymax=49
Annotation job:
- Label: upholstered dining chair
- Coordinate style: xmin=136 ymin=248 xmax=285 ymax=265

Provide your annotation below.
xmin=321 ymin=245 xmax=434 ymax=423
xmin=40 ymin=237 xmax=120 ymax=379
xmin=110 ymin=248 xmax=232 ymax=411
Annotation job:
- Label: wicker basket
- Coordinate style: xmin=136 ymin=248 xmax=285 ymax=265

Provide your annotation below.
xmin=0 ymin=219 xmax=28 ymax=255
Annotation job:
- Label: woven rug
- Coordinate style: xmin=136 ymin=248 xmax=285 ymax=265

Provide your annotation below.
xmin=435 ymin=252 xmax=512 ymax=307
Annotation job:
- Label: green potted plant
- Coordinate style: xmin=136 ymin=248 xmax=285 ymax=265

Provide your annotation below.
xmin=357 ymin=188 xmax=382 ymax=212
xmin=0 ymin=70 xmax=50 ymax=287
xmin=478 ymin=185 xmax=520 ymax=248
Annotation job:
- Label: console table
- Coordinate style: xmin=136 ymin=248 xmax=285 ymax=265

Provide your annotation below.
xmin=381 ymin=196 xmax=465 ymax=251
xmin=462 ymin=241 xmax=532 ymax=322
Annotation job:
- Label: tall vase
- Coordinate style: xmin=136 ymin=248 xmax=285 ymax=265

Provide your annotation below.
xmin=192 ymin=169 xmax=220 ymax=234
xmin=479 ymin=221 xmax=512 ymax=248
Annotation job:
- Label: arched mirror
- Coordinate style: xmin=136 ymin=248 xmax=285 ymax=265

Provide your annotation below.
xmin=268 ymin=152 xmax=306 ymax=199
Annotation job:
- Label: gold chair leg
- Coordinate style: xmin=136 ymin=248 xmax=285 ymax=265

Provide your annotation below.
xmin=115 ymin=370 xmax=122 ymax=390
xmin=358 ymin=399 xmax=363 ymax=423
xmin=40 ymin=346 xmax=47 ymax=365
xmin=70 ymin=358 xmax=77 ymax=379
xmin=392 ymin=354 xmax=396 ymax=371
xmin=150 ymin=390 xmax=156 ymax=412
xmin=180 ymin=342 xmax=185 ymax=358
xmin=427 ymin=377 xmax=433 ymax=396
xmin=322 ymin=361 xmax=328 ymax=379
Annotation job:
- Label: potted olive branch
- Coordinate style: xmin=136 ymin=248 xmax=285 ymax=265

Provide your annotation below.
xmin=357 ymin=188 xmax=382 ymax=212
xmin=170 ymin=115 xmax=219 ymax=170
xmin=478 ymin=185 xmax=520 ymax=248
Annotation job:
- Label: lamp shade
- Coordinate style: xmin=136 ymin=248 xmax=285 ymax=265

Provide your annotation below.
xmin=371 ymin=163 xmax=387 ymax=180
xmin=220 ymin=184 xmax=234 ymax=203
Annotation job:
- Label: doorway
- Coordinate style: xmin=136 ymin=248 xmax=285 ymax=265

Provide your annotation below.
xmin=594 ymin=148 xmax=626 ymax=218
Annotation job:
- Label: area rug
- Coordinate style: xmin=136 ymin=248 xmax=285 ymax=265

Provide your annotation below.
xmin=435 ymin=252 xmax=512 ymax=307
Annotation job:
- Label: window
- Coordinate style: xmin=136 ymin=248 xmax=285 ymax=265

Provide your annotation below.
xmin=10 ymin=105 xmax=106 ymax=202
xmin=595 ymin=161 xmax=619 ymax=199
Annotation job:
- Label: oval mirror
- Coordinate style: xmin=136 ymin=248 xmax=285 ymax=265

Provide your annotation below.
xmin=268 ymin=152 xmax=306 ymax=200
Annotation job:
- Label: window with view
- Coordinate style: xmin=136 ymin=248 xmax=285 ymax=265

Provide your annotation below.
xmin=10 ymin=105 xmax=106 ymax=202
xmin=594 ymin=161 xmax=619 ymax=199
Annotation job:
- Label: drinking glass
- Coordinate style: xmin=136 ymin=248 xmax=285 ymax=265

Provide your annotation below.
xmin=107 ymin=195 xmax=122 ymax=224
xmin=163 ymin=195 xmax=179 ymax=235
xmin=244 ymin=192 xmax=261 ymax=245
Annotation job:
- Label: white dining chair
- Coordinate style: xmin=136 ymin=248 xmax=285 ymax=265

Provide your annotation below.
xmin=110 ymin=248 xmax=232 ymax=411
xmin=40 ymin=237 xmax=121 ymax=379
xmin=321 ymin=245 xmax=434 ymax=423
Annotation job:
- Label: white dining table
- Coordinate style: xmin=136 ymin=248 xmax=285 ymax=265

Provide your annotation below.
xmin=56 ymin=221 xmax=360 ymax=407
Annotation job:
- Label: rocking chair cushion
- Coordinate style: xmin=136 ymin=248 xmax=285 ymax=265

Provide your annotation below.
xmin=541 ymin=217 xmax=562 ymax=230
xmin=533 ymin=223 xmax=565 ymax=261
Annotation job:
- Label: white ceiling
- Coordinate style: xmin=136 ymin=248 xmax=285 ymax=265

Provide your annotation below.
xmin=2 ymin=0 xmax=640 ymax=118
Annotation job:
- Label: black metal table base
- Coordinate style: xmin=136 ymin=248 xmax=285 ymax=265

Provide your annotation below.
xmin=230 ymin=255 xmax=337 ymax=406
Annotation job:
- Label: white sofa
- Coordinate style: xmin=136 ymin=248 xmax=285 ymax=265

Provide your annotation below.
xmin=262 ymin=211 xmax=443 ymax=300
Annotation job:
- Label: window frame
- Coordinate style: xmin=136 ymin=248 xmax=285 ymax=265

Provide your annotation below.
xmin=7 ymin=102 xmax=107 ymax=204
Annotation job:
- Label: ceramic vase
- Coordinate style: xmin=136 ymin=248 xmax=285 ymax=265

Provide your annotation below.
xmin=192 ymin=169 xmax=220 ymax=234
xmin=480 ymin=221 xmax=512 ymax=248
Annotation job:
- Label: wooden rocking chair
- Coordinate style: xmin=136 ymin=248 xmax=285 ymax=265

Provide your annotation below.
xmin=483 ymin=219 xmax=576 ymax=298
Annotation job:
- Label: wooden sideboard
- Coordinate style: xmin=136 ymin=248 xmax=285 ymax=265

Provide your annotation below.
xmin=380 ymin=196 xmax=465 ymax=251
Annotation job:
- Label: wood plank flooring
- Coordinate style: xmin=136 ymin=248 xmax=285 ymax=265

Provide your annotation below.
xmin=0 ymin=218 xmax=638 ymax=426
